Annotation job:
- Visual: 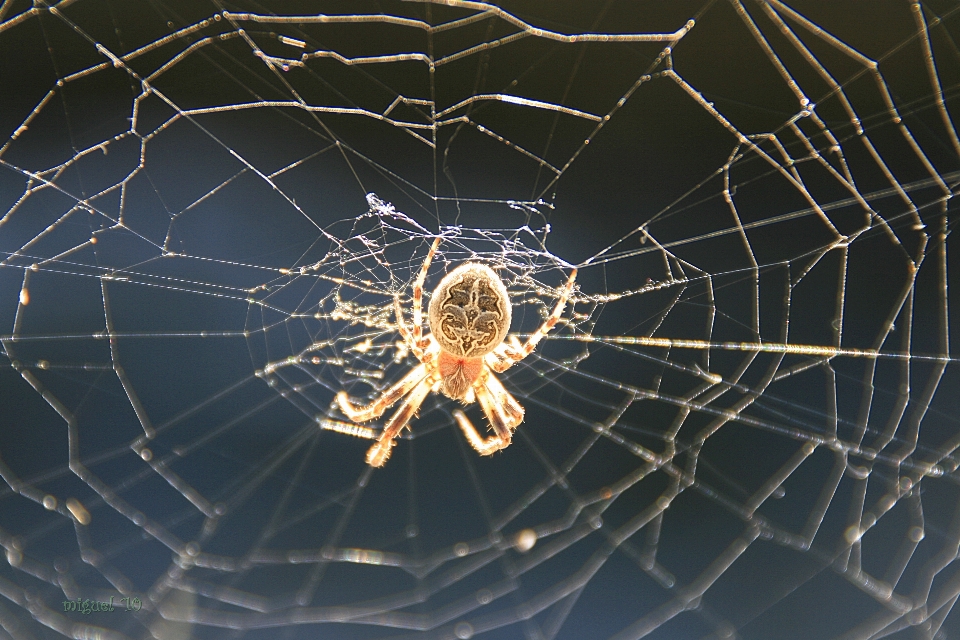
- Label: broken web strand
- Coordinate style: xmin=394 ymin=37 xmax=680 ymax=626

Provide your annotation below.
xmin=0 ymin=2 xmax=957 ymax=640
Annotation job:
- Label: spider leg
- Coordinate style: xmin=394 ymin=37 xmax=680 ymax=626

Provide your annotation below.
xmin=394 ymin=295 xmax=426 ymax=362
xmin=485 ymin=269 xmax=577 ymax=373
xmin=365 ymin=372 xmax=439 ymax=467
xmin=453 ymin=370 xmax=522 ymax=456
xmin=485 ymin=337 xmax=523 ymax=373
xmin=412 ymin=237 xmax=441 ymax=351
xmin=337 ymin=363 xmax=428 ymax=423
xmin=393 ymin=238 xmax=441 ymax=361
xmin=483 ymin=369 xmax=524 ymax=428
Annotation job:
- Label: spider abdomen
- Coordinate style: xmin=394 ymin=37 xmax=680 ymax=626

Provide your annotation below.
xmin=428 ymin=263 xmax=511 ymax=358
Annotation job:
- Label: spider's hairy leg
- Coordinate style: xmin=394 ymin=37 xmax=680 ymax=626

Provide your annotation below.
xmin=394 ymin=295 xmax=426 ymax=361
xmin=453 ymin=410 xmax=506 ymax=456
xmin=338 ymin=363 xmax=428 ymax=423
xmin=485 ymin=337 xmax=523 ymax=373
xmin=517 ymin=267 xmax=577 ymax=359
xmin=366 ymin=372 xmax=438 ymax=467
xmin=453 ymin=370 xmax=519 ymax=456
xmin=486 ymin=269 xmax=577 ymax=373
xmin=412 ymin=237 xmax=441 ymax=350
xmin=483 ymin=369 xmax=524 ymax=428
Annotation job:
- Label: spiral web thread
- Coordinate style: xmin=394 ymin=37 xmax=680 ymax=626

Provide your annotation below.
xmin=0 ymin=1 xmax=958 ymax=639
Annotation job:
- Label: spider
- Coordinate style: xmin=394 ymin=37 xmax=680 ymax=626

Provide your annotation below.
xmin=337 ymin=238 xmax=577 ymax=467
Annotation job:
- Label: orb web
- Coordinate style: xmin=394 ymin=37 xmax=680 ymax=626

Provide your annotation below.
xmin=0 ymin=2 xmax=958 ymax=639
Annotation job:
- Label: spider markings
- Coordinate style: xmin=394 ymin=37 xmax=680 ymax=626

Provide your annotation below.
xmin=429 ymin=263 xmax=511 ymax=360
xmin=337 ymin=238 xmax=577 ymax=467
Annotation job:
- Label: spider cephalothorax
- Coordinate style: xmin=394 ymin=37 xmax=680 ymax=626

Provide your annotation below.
xmin=337 ymin=238 xmax=576 ymax=467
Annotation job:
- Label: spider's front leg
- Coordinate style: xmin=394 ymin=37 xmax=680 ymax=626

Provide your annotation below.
xmin=411 ymin=237 xmax=440 ymax=351
xmin=394 ymin=296 xmax=427 ymax=362
xmin=485 ymin=268 xmax=577 ymax=373
xmin=394 ymin=237 xmax=441 ymax=361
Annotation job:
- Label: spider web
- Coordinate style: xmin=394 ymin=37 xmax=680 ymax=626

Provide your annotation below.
xmin=0 ymin=1 xmax=959 ymax=639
